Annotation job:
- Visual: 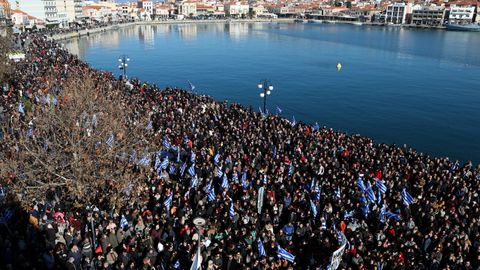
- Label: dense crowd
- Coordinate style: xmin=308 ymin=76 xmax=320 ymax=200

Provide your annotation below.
xmin=1 ymin=31 xmax=480 ymax=270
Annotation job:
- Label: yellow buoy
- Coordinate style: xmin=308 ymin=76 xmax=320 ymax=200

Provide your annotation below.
xmin=336 ymin=63 xmax=342 ymax=71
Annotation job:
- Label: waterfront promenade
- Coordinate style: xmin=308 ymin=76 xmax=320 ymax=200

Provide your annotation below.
xmin=1 ymin=29 xmax=480 ymax=270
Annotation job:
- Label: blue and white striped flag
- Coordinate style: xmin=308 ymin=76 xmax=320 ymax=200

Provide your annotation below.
xmin=450 ymin=161 xmax=460 ymax=172
xmin=258 ymin=239 xmax=266 ymax=257
xmin=362 ymin=204 xmax=370 ymax=218
xmin=385 ymin=211 xmax=401 ymax=221
xmin=188 ymin=80 xmax=195 ymax=91
xmin=169 ymin=164 xmax=176 ymax=174
xmin=222 ymin=174 xmax=229 ymax=189
xmin=188 ymin=164 xmax=195 ymax=176
xmin=335 ymin=187 xmax=341 ymax=199
xmin=138 ymin=155 xmax=151 ymax=167
xmin=379 ymin=204 xmax=386 ymax=223
xmin=174 ymin=260 xmax=181 ymax=269
xmin=314 ymin=184 xmax=321 ymax=201
xmin=161 ymin=158 xmax=169 ymax=170
xmin=232 ymin=173 xmax=238 ymax=183
xmin=357 ymin=177 xmax=366 ymax=193
xmin=276 ymin=105 xmax=282 ymax=114
xmin=120 ymin=214 xmax=128 ymax=229
xmin=288 ymin=163 xmax=294 ymax=176
xmin=229 ymin=202 xmax=235 ymax=219
xmin=401 ymin=188 xmax=414 ymax=206
xmin=277 ymin=245 xmax=295 ymax=263
xmin=365 ymin=181 xmax=376 ymax=203
xmin=164 ymin=193 xmax=173 ymax=210
xmin=376 ymin=180 xmax=387 ymax=194
xmin=190 ymin=152 xmax=196 ymax=163
xmin=18 ymin=102 xmax=25 ymax=114
xmin=344 ymin=210 xmax=355 ymax=220
xmin=263 ymin=175 xmax=267 ymax=185
xmin=162 ymin=137 xmax=171 ymax=149
xmin=191 ymin=175 xmax=198 ymax=188
xmin=207 ymin=186 xmax=215 ymax=202
xmin=313 ymin=122 xmax=320 ymax=131
xmin=146 ymin=121 xmax=153 ymax=130
xmin=105 ymin=134 xmax=114 ymax=148
xmin=242 ymin=171 xmax=247 ymax=182
xmin=216 ymin=168 xmax=223 ymax=178
xmin=310 ymin=200 xmax=317 ymax=218
xmin=214 ymin=153 xmax=220 ymax=164
xmin=155 ymin=156 xmax=162 ymax=171
xmin=180 ymin=162 xmax=187 ymax=176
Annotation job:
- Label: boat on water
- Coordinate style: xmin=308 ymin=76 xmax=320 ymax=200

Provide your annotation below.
xmin=352 ymin=22 xmax=363 ymax=26
xmin=446 ymin=23 xmax=480 ymax=32
xmin=307 ymin=19 xmax=323 ymax=24
xmin=294 ymin=19 xmax=306 ymax=23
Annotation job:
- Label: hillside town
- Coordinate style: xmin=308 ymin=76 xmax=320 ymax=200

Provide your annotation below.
xmin=0 ymin=0 xmax=479 ymax=29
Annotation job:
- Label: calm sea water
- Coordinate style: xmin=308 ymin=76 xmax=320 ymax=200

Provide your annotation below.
xmin=64 ymin=23 xmax=480 ymax=164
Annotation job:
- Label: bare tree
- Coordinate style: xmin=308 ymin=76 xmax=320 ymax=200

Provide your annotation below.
xmin=3 ymin=72 xmax=155 ymax=208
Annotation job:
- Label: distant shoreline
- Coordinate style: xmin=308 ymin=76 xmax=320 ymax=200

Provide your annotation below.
xmin=50 ymin=19 xmax=296 ymax=41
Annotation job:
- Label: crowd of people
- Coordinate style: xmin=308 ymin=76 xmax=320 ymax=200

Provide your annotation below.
xmin=1 ymin=30 xmax=480 ymax=270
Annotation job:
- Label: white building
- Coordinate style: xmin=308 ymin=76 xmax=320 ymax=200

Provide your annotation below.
xmin=9 ymin=0 xmax=83 ymax=25
xmin=382 ymin=2 xmax=412 ymax=24
xmin=224 ymin=1 xmax=249 ymax=18
xmin=448 ymin=4 xmax=476 ymax=24
xmin=178 ymin=1 xmax=196 ymax=17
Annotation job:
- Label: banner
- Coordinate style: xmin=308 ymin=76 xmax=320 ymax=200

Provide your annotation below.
xmin=328 ymin=232 xmax=347 ymax=270
xmin=257 ymin=187 xmax=264 ymax=214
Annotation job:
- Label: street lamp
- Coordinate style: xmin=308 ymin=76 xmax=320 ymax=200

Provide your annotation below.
xmin=258 ymin=80 xmax=274 ymax=114
xmin=118 ymin=55 xmax=130 ymax=79
xmin=192 ymin=217 xmax=206 ymax=267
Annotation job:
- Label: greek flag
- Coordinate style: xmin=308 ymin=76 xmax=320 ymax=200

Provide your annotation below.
xmin=222 ymin=174 xmax=229 ymax=189
xmin=291 ymin=115 xmax=296 ymax=126
xmin=139 ymin=156 xmax=151 ymax=167
xmin=162 ymin=137 xmax=171 ymax=149
xmin=214 ymin=153 xmax=220 ymax=164
xmin=258 ymin=107 xmax=263 ymax=114
xmin=190 ymin=152 xmax=196 ymax=163
xmin=335 ymin=187 xmax=341 ymax=199
xmin=164 ymin=193 xmax=173 ymax=210
xmin=258 ymin=239 xmax=266 ymax=257
xmin=146 ymin=121 xmax=153 ymax=130
xmin=229 ymin=202 xmax=235 ymax=219
xmin=18 ymin=102 xmax=25 ymax=114
xmin=314 ymin=184 xmax=321 ymax=201
xmin=263 ymin=175 xmax=267 ymax=185
xmin=120 ymin=214 xmax=128 ymax=229
xmin=288 ymin=163 xmax=294 ymax=176
xmin=357 ymin=177 xmax=366 ymax=193
xmin=105 ymin=134 xmax=114 ymax=148
xmin=272 ymin=145 xmax=277 ymax=160
xmin=385 ymin=211 xmax=401 ymax=221
xmin=450 ymin=161 xmax=460 ymax=172
xmin=188 ymin=80 xmax=195 ymax=91
xmin=242 ymin=174 xmax=249 ymax=189
xmin=313 ymin=122 xmax=320 ymax=131
xmin=362 ymin=204 xmax=370 ymax=218
xmin=276 ymin=105 xmax=282 ymax=114
xmin=344 ymin=210 xmax=355 ymax=219
xmin=26 ymin=128 xmax=33 ymax=138
xmin=180 ymin=162 xmax=187 ymax=176
xmin=188 ymin=164 xmax=195 ymax=176
xmin=191 ymin=175 xmax=198 ymax=188
xmin=161 ymin=158 xmax=169 ymax=170
xmin=169 ymin=164 xmax=175 ymax=174
xmin=365 ymin=182 xmax=376 ymax=203
xmin=379 ymin=204 xmax=386 ymax=223
xmin=310 ymin=200 xmax=317 ymax=218
xmin=401 ymin=188 xmax=414 ymax=206
xmin=216 ymin=169 xmax=223 ymax=178
xmin=174 ymin=260 xmax=181 ymax=269
xmin=376 ymin=180 xmax=387 ymax=194
xmin=207 ymin=186 xmax=215 ymax=202
xmin=232 ymin=173 xmax=238 ymax=183
xmin=154 ymin=156 xmax=162 ymax=171
xmin=277 ymin=245 xmax=295 ymax=263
